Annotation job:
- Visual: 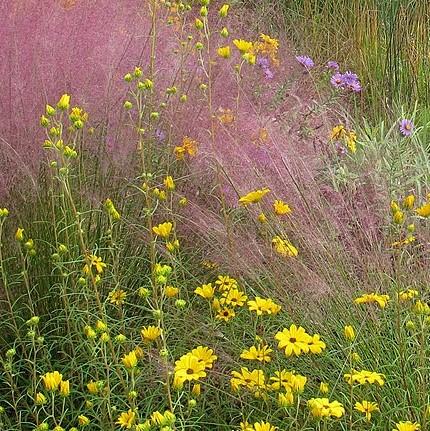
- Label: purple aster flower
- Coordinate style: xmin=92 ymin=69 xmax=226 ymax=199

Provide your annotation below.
xmin=342 ymin=71 xmax=359 ymax=85
xmin=399 ymin=119 xmax=414 ymax=137
xmin=264 ymin=68 xmax=274 ymax=80
xmin=155 ymin=128 xmax=166 ymax=142
xmin=349 ymin=80 xmax=362 ymax=93
xmin=257 ymin=56 xmax=270 ymax=68
xmin=326 ymin=60 xmax=339 ymax=71
xmin=295 ymin=55 xmax=314 ymax=70
xmin=330 ymin=72 xmax=345 ymax=89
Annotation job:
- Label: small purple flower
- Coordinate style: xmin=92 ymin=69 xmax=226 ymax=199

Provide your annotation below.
xmin=342 ymin=71 xmax=359 ymax=85
xmin=399 ymin=119 xmax=414 ymax=137
xmin=295 ymin=55 xmax=314 ymax=70
xmin=326 ymin=60 xmax=339 ymax=71
xmin=257 ymin=56 xmax=274 ymax=80
xmin=330 ymin=72 xmax=345 ymax=89
xmin=264 ymin=68 xmax=274 ymax=80
xmin=349 ymin=80 xmax=362 ymax=93
xmin=257 ymin=56 xmax=270 ymax=68
xmin=155 ymin=128 xmax=166 ymax=142
xmin=330 ymin=70 xmax=362 ymax=92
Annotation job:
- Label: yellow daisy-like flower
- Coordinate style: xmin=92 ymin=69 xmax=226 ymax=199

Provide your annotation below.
xmin=354 ymin=293 xmax=390 ymax=308
xmin=141 ymin=325 xmax=162 ymax=342
xmin=307 ymin=334 xmax=327 ymax=354
xmin=175 ymin=136 xmax=198 ymax=160
xmin=86 ymin=380 xmax=99 ymax=394
xmin=108 ymin=289 xmax=127 ymax=305
xmin=174 ymin=353 xmax=206 ymax=382
xmin=344 ymin=369 xmax=385 ymax=386
xmin=247 ymin=296 xmax=281 ymax=315
xmin=239 ymin=188 xmax=270 ymax=205
xmin=275 ymin=324 xmax=312 ymax=357
xmin=253 ymin=422 xmax=277 ymax=431
xmin=270 ymin=370 xmax=307 ymax=393
xmin=116 ymin=410 xmax=136 ymax=429
xmin=164 ymin=285 xmax=179 ymax=297
xmin=308 ymin=398 xmax=345 ymax=418
xmin=83 ymin=254 xmax=106 ymax=275
xmin=221 ymin=288 xmax=247 ymax=307
xmin=194 ymin=283 xmax=215 ymax=299
xmin=416 ymin=202 xmax=430 ymax=217
xmin=240 ymin=421 xmax=254 ymax=431
xmin=330 ymin=124 xmax=346 ymax=141
xmin=272 ymin=236 xmax=298 ymax=257
xmin=215 ymin=275 xmax=238 ymax=292
xmin=355 ymin=400 xmax=379 ymax=421
xmin=240 ymin=345 xmax=272 ymax=362
xmin=217 ymin=46 xmax=231 ymax=58
xmin=393 ymin=422 xmax=421 ymax=431
xmin=152 ymin=221 xmax=173 ymax=238
xmin=191 ymin=346 xmax=217 ymax=369
xmin=273 ymin=200 xmax=292 ymax=215
xmin=41 ymin=371 xmax=63 ymax=391
xmin=230 ymin=367 xmax=266 ymax=392
xmin=345 ymin=130 xmax=357 ymax=153
xmin=403 ymin=194 xmax=415 ymax=209
xmin=122 ymin=351 xmax=138 ymax=369
xmin=216 ymin=307 xmax=236 ymax=322
xmin=397 ymin=289 xmax=419 ymax=301
xmin=278 ymin=390 xmax=294 ymax=407
xmin=233 ymin=39 xmax=254 ymax=53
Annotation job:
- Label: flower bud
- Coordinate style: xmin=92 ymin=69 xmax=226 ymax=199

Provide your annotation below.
xmin=134 ymin=66 xmax=143 ymax=78
xmin=46 ymin=104 xmax=56 ymax=116
xmin=123 ymin=101 xmax=133 ymax=110
xmin=175 ymin=299 xmax=187 ymax=309
xmin=15 ymin=227 xmax=24 ymax=242
xmin=115 ymin=334 xmax=127 ymax=343
xmin=319 ymin=382 xmax=329 ymax=394
xmin=220 ymin=27 xmax=229 ymax=37
xmin=219 ymin=4 xmax=229 ymax=17
xmin=6 ymin=348 xmax=16 ymax=358
xmin=40 ymin=115 xmax=49 ymax=127
xmin=124 ymin=73 xmax=133 ymax=82
xmin=344 ymin=325 xmax=355 ymax=341
xmin=57 ymin=94 xmax=71 ymax=110
xmin=406 ymin=320 xmax=415 ymax=330
xmin=195 ymin=18 xmax=204 ymax=30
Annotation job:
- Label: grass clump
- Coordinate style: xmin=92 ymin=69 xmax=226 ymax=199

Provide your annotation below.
xmin=0 ymin=1 xmax=430 ymax=431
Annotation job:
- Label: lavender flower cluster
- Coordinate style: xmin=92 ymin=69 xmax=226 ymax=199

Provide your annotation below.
xmin=330 ymin=70 xmax=362 ymax=93
xmin=257 ymin=56 xmax=274 ymax=80
xmin=294 ymin=55 xmax=361 ymax=92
